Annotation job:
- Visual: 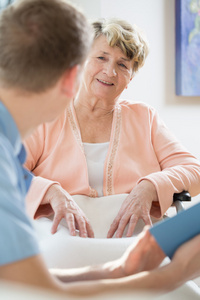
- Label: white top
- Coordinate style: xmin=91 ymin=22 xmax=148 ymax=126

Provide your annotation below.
xmin=83 ymin=142 xmax=110 ymax=196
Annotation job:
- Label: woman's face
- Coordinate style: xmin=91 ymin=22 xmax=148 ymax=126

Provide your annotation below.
xmin=81 ymin=35 xmax=134 ymax=102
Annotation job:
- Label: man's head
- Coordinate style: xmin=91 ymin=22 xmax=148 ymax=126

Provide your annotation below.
xmin=0 ymin=0 xmax=92 ymax=93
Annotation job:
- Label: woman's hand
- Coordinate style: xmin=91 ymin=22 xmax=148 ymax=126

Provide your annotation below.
xmin=107 ymin=180 xmax=159 ymax=238
xmin=44 ymin=184 xmax=94 ymax=238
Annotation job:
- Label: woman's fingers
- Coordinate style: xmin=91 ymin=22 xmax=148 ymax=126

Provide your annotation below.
xmin=142 ymin=214 xmax=153 ymax=227
xmin=108 ymin=210 xmax=153 ymax=238
xmin=126 ymin=215 xmax=139 ymax=237
xmin=107 ymin=214 xmax=132 ymax=238
xmin=115 ymin=214 xmax=131 ymax=238
xmin=86 ymin=221 xmax=95 ymax=238
xmin=51 ymin=213 xmax=64 ymax=234
xmin=51 ymin=206 xmax=95 ymax=238
xmin=66 ymin=212 xmax=95 ymax=238
xmin=126 ymin=214 xmax=152 ymax=237
xmin=65 ymin=212 xmax=76 ymax=236
xmin=107 ymin=217 xmax=120 ymax=238
xmin=107 ymin=181 xmax=156 ymax=238
xmin=75 ymin=215 xmax=88 ymax=238
xmin=47 ymin=185 xmax=95 ymax=237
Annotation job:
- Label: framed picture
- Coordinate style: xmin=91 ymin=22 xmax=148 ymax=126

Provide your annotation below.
xmin=175 ymin=0 xmax=200 ymax=96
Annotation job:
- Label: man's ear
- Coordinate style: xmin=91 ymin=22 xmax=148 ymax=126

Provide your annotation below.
xmin=61 ymin=65 xmax=79 ymax=98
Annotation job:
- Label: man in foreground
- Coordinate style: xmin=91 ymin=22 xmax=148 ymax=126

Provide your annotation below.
xmin=0 ymin=0 xmax=200 ymax=297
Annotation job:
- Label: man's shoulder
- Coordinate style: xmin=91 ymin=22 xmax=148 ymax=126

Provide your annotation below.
xmin=0 ymin=133 xmax=15 ymax=161
xmin=0 ymin=133 xmax=19 ymax=184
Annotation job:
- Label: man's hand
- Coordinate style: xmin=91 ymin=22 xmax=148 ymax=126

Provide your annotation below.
xmin=119 ymin=228 xmax=166 ymax=276
xmin=171 ymin=234 xmax=200 ymax=283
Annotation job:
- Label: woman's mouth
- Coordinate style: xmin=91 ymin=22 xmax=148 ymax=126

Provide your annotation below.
xmin=97 ymin=79 xmax=114 ymax=86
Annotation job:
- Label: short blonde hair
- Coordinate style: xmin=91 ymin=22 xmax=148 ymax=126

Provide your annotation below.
xmin=92 ymin=18 xmax=149 ymax=72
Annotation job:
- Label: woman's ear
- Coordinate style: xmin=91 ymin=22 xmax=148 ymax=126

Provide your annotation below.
xmin=125 ymin=75 xmax=134 ymax=89
xmin=61 ymin=65 xmax=80 ymax=98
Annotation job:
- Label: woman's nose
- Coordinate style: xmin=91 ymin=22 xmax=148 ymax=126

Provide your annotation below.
xmin=104 ymin=63 xmax=117 ymax=77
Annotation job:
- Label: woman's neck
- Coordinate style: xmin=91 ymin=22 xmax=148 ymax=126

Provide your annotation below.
xmin=73 ymin=93 xmax=115 ymax=143
xmin=74 ymin=94 xmax=115 ymax=120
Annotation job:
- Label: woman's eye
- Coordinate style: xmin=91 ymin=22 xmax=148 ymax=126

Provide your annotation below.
xmin=97 ymin=56 xmax=105 ymax=60
xmin=119 ymin=63 xmax=127 ymax=68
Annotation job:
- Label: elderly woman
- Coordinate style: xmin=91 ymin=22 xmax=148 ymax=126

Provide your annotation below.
xmin=24 ymin=18 xmax=200 ymax=238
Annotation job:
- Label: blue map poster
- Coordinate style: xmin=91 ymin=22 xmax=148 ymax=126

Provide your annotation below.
xmin=176 ymin=0 xmax=200 ymax=96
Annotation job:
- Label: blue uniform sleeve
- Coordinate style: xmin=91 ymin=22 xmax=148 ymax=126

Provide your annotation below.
xmin=0 ymin=144 xmax=40 ymax=266
xmin=150 ymin=202 xmax=200 ymax=259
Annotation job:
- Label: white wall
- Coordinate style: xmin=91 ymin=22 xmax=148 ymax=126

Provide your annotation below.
xmin=73 ymin=0 xmax=200 ymax=160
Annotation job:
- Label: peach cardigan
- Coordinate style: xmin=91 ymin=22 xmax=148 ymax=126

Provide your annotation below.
xmin=24 ymin=100 xmax=200 ymax=219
